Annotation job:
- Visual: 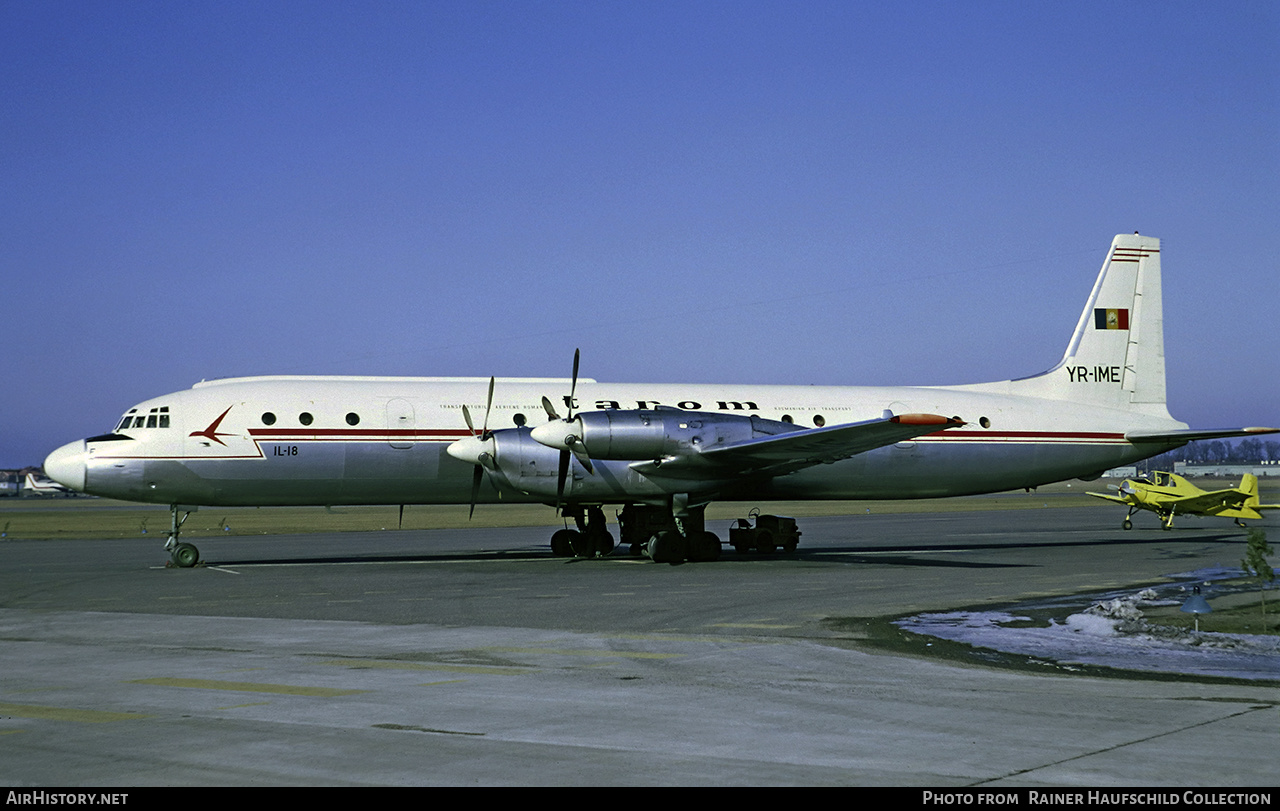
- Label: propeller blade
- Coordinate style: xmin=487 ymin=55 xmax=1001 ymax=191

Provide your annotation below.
xmin=463 ymin=377 xmax=497 ymax=440
xmin=469 ymin=463 xmax=483 ymax=520
xmin=553 ymin=349 xmax=587 ymax=511
xmin=556 ymin=449 xmax=570 ymax=511
xmin=541 ymin=396 xmax=560 ymax=421
xmin=570 ymin=443 xmax=594 ymax=475
xmin=481 ymin=376 xmax=495 ymax=438
xmin=462 ymin=377 xmax=497 ymax=520
xmin=568 ymin=348 xmax=580 ymax=420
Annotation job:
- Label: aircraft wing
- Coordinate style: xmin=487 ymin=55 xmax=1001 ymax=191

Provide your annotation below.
xmin=1086 ymin=491 xmax=1131 ymax=505
xmin=1162 ymin=488 xmax=1253 ymax=514
xmin=633 ymin=413 xmax=964 ymax=480
xmin=1125 ymin=426 xmax=1279 ymax=443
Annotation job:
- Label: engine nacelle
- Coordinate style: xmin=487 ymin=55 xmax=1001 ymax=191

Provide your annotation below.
xmin=530 ymin=407 xmax=802 ymax=461
xmin=449 ymin=426 xmax=669 ymax=501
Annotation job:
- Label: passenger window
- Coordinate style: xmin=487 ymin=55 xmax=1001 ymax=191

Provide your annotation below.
xmin=346 ymin=412 xmax=360 ymax=426
xmin=262 ymin=413 xmax=277 ymax=426
xmin=299 ymin=412 xmax=314 ymax=426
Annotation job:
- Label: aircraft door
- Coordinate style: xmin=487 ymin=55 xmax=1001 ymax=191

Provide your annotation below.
xmin=386 ymin=399 xmax=415 ymax=449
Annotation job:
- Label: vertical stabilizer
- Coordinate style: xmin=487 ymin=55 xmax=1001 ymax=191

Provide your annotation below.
xmin=1241 ymin=473 xmax=1259 ymax=508
xmin=1012 ymin=234 xmax=1172 ymax=418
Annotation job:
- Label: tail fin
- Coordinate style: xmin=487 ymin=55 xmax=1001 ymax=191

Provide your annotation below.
xmin=1241 ymin=473 xmax=1259 ymax=508
xmin=1010 ymin=234 xmax=1174 ymax=418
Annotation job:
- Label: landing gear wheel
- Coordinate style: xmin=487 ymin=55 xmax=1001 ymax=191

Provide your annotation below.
xmin=593 ymin=531 xmax=616 ymax=558
xmin=1122 ymin=518 xmax=1132 ymax=530
xmin=550 ymin=529 xmax=578 ymax=557
xmin=570 ymin=531 xmax=595 ymax=557
xmin=688 ymin=531 xmax=721 ymax=562
xmin=647 ymin=530 xmax=686 ymax=564
xmin=170 ymin=542 xmax=199 ymax=568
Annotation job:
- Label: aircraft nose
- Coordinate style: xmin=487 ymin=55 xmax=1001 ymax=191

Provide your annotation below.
xmin=44 ymin=440 xmax=88 ymax=492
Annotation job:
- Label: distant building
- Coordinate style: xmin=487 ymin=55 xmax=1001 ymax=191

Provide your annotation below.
xmin=1179 ymin=462 xmax=1280 ymax=478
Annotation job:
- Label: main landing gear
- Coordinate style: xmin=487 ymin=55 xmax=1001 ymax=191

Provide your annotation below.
xmin=617 ymin=502 xmax=722 ymax=563
xmin=164 ymin=504 xmax=201 ymax=568
xmin=1121 ymin=506 xmax=1175 ymax=531
xmin=550 ymin=506 xmax=616 ymax=558
xmin=547 ymin=503 xmax=724 ymax=563
xmin=548 ymin=502 xmax=812 ymax=564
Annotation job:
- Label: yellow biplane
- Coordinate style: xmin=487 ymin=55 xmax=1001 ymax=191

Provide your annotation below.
xmin=1089 ymin=471 xmax=1280 ymax=530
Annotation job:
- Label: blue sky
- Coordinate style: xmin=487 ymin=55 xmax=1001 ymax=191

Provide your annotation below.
xmin=3 ymin=1 xmax=1277 ymax=468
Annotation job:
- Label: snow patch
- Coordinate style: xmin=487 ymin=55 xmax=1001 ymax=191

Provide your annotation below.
xmin=895 ymin=574 xmax=1280 ymax=681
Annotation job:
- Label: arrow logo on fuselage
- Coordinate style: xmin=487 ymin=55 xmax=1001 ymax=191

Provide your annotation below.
xmin=189 ymin=406 xmax=237 ymax=446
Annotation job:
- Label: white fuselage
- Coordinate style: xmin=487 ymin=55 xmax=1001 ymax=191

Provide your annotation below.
xmin=46 ymin=373 xmax=1185 ymax=508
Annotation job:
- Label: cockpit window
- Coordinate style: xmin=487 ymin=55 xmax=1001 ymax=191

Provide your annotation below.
xmin=117 ymin=406 xmax=171 ymax=431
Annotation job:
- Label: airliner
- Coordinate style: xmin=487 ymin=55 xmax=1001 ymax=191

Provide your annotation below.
xmin=42 ymin=234 xmax=1275 ymax=566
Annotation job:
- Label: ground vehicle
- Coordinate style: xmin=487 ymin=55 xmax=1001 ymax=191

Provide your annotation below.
xmin=729 ymin=509 xmax=801 ymax=553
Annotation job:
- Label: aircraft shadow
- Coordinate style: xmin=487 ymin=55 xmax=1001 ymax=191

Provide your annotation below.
xmin=203 ymin=531 xmax=1244 ymax=570
xmin=207 ymin=548 xmax=556 ymax=567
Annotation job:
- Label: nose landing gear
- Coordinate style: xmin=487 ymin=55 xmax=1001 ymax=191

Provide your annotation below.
xmin=164 ymin=504 xmax=201 ymax=568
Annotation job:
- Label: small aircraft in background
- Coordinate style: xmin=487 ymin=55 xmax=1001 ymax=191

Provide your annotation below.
xmin=22 ymin=472 xmax=72 ymax=496
xmin=1089 ymin=471 xmax=1280 ymax=530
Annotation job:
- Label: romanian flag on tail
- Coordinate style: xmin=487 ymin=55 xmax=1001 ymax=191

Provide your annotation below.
xmin=1094 ymin=308 xmax=1129 ymax=330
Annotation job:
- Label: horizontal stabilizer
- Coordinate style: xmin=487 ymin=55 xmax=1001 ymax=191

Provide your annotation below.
xmin=1124 ymin=426 xmax=1279 ymax=443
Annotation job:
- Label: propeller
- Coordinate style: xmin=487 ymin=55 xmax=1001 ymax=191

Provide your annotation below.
xmin=1109 ymin=482 xmax=1138 ymax=498
xmin=541 ymin=350 xmax=593 ymax=510
xmin=460 ymin=377 xmax=496 ymax=519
